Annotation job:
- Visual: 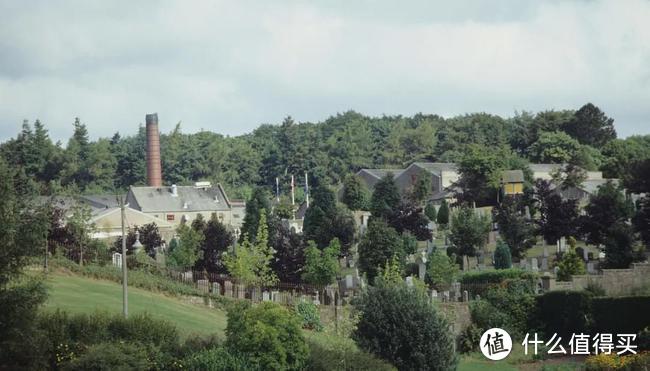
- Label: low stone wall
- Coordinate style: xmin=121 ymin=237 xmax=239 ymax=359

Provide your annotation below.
xmin=439 ymin=302 xmax=471 ymax=336
xmin=544 ymin=263 xmax=650 ymax=296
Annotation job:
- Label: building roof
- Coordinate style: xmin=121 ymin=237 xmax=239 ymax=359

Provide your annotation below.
xmin=358 ymin=168 xmax=405 ymax=179
xmin=501 ymin=170 xmax=524 ymax=183
xmin=411 ymin=162 xmax=458 ymax=174
xmin=127 ymin=184 xmax=235 ymax=213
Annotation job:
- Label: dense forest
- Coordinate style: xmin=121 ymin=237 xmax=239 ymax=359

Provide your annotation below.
xmin=1 ymin=103 xmax=649 ymax=199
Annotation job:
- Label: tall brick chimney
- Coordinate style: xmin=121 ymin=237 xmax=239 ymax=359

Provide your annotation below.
xmin=145 ymin=113 xmax=163 ymax=187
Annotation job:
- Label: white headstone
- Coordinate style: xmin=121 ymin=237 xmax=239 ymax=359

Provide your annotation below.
xmin=112 ymin=253 xmax=122 ymax=268
xmin=541 ymin=257 xmax=549 ymax=271
xmin=345 ymin=275 xmax=354 ymax=290
xmin=531 ymin=258 xmax=539 ymax=272
xmin=405 ymin=276 xmax=414 ymax=287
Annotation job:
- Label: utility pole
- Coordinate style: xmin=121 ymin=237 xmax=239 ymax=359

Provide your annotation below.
xmin=120 ymin=195 xmax=128 ymax=318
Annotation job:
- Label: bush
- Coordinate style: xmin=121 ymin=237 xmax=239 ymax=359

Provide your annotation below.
xmin=61 ymin=341 xmax=150 ymax=371
xmin=533 ymin=291 xmax=593 ymax=340
xmin=295 ymin=301 xmax=323 ymax=331
xmin=305 ymin=334 xmax=395 ymax=371
xmin=556 ymin=248 xmax=586 ymax=281
xmin=352 ymin=282 xmax=457 ymax=371
xmin=226 ymin=301 xmax=309 ymax=371
xmin=458 ymin=324 xmax=483 ymax=353
xmin=182 ymin=347 xmax=256 ymax=371
xmin=470 ymin=279 xmax=536 ymax=337
xmin=37 ymin=311 xmax=182 ymax=369
xmin=427 ymin=251 xmax=459 ymax=287
xmin=585 ymin=352 xmax=650 ymax=370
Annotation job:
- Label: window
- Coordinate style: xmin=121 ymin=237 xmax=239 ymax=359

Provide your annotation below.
xmin=167 ymin=214 xmax=175 ymax=221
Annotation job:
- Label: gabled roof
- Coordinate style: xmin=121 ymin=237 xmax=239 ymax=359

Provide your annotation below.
xmin=410 ymin=162 xmax=458 ymax=174
xmin=90 ymin=206 xmax=175 ymax=229
xmin=502 ymin=170 xmax=524 ymax=183
xmin=358 ymin=168 xmax=405 ymax=179
xmin=128 ymin=184 xmax=235 ymax=213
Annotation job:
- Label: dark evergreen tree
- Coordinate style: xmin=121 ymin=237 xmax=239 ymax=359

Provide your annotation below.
xmin=341 ymin=174 xmax=368 ymax=211
xmin=633 ymin=196 xmax=650 ymax=249
xmin=602 ymin=224 xmax=637 ymax=269
xmin=494 ymin=196 xmax=535 ymax=259
xmin=240 ymin=187 xmax=271 ymax=243
xmin=388 ymin=201 xmax=432 ymax=241
xmin=493 ymin=240 xmax=512 ymax=269
xmin=369 ymin=173 xmax=401 ymax=219
xmin=270 ymin=220 xmax=305 ymax=282
xmin=437 ymin=199 xmax=450 ymax=226
xmin=196 ymin=215 xmax=234 ymax=273
xmin=424 ymin=203 xmax=437 ymax=222
xmin=534 ymin=180 xmax=579 ymax=244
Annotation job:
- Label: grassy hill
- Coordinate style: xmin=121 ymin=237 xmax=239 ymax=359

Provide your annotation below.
xmin=44 ymin=272 xmax=227 ymax=336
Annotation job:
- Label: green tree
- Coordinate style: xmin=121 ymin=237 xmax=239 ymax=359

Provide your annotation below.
xmin=240 ymin=187 xmax=271 ymax=243
xmin=534 ymin=180 xmax=579 ymax=244
xmin=580 ymin=181 xmax=633 ymax=246
xmin=195 ymin=215 xmax=234 ymax=273
xmin=303 ymin=185 xmax=356 ymax=253
xmin=493 ymin=240 xmax=513 ymax=269
xmin=369 ymin=173 xmax=401 ymax=219
xmin=424 ymin=203 xmax=437 ymax=222
xmin=358 ymin=219 xmax=403 ymax=283
xmin=352 ymin=281 xmax=458 ymax=371
xmin=633 ymin=196 xmax=650 ymax=249
xmin=270 ymin=221 xmax=305 ymax=282
xmin=341 ymin=174 xmax=369 ymax=211
xmin=556 ymin=248 xmax=586 ymax=281
xmin=427 ymin=251 xmax=459 ymax=286
xmin=437 ymin=199 xmax=450 ymax=226
xmin=226 ymin=302 xmax=309 ymax=371
xmin=167 ymin=224 xmax=204 ymax=269
xmin=494 ymin=197 xmax=535 ymax=259
xmin=454 ymin=144 xmax=511 ymax=206
xmin=302 ymin=239 xmax=341 ymax=286
xmin=66 ymin=203 xmax=95 ymax=265
xmin=529 ymin=131 xmax=581 ymax=164
xmin=409 ymin=170 xmax=431 ymax=205
xmin=449 ymin=207 xmax=491 ymax=257
xmin=224 ymin=211 xmax=278 ymax=286
xmin=113 ymin=222 xmax=163 ymax=257
xmin=0 ymin=159 xmax=49 ymax=369
xmin=602 ymin=224 xmax=638 ymax=269
xmin=562 ymin=103 xmax=616 ymax=147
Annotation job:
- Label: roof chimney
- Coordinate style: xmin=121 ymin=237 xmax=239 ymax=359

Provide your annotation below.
xmin=145 ymin=113 xmax=163 ymax=187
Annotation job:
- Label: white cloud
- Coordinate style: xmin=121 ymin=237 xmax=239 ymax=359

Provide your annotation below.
xmin=0 ymin=0 xmax=648 ymax=141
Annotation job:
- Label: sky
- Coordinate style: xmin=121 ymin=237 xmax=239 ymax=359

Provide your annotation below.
xmin=1 ymin=0 xmax=649 ymax=143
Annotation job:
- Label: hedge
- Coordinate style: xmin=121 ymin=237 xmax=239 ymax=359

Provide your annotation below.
xmin=459 ymin=268 xmax=537 ymax=285
xmin=533 ymin=291 xmax=650 ymax=341
xmin=592 ymin=296 xmax=650 ymax=334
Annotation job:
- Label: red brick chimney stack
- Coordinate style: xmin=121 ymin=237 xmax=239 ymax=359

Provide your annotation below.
xmin=145 ymin=113 xmax=163 ymax=187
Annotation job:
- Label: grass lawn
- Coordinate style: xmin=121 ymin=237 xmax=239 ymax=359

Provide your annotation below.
xmin=44 ymin=272 xmax=227 ymax=337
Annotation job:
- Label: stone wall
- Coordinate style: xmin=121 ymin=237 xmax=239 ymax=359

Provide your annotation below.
xmin=544 ymin=263 xmax=650 ymax=296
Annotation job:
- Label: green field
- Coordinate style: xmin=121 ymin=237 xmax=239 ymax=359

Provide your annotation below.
xmin=44 ymin=272 xmax=227 ymax=336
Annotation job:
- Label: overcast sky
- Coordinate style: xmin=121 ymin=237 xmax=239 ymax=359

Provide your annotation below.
xmin=1 ymin=0 xmax=649 ymax=143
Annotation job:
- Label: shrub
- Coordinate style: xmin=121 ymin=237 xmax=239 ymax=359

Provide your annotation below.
xmin=470 ymin=279 xmax=536 ymax=337
xmin=305 ymin=334 xmax=395 ymax=371
xmin=493 ymin=240 xmax=512 ymax=269
xmin=584 ymin=282 xmax=606 ymax=297
xmin=639 ymin=327 xmax=650 ymax=351
xmin=585 ymin=352 xmax=650 ymax=370
xmin=556 ymin=248 xmax=586 ymax=281
xmin=352 ymin=282 xmax=457 ymax=370
xmin=182 ymin=347 xmax=256 ymax=371
xmin=226 ymin=301 xmax=309 ymax=371
xmin=427 ymin=251 xmax=459 ymax=287
xmin=458 ymin=324 xmax=483 ymax=353
xmin=295 ymin=301 xmax=323 ymax=331
xmin=61 ymin=341 xmax=150 ymax=371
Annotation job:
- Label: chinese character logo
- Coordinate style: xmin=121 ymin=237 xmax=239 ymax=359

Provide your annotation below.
xmin=480 ymin=328 xmax=512 ymax=361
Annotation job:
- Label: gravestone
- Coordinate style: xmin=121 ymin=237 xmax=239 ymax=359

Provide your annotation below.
xmin=345 ymin=275 xmax=354 ymax=290
xmin=313 ymin=290 xmax=320 ymax=305
xmin=587 ymin=262 xmax=596 ymax=274
xmin=235 ymin=284 xmax=246 ymax=299
xmin=416 ymin=252 xmax=427 ymax=281
xmin=211 ymin=282 xmax=222 ymax=296
xmin=520 ymin=259 xmax=529 ymax=270
xmin=181 ymin=271 xmax=193 ymax=283
xmin=531 ymin=258 xmax=539 ymax=272
xmin=543 ymin=246 xmax=549 ymax=258
xmin=442 ymin=291 xmax=450 ymax=302
xmin=262 ymin=291 xmax=270 ymax=301
xmin=197 ymin=279 xmax=209 ymax=294
xmin=553 ymin=266 xmax=560 ymax=276
xmin=452 ymin=282 xmax=461 ymax=301
xmin=271 ymin=291 xmax=280 ymax=303
xmin=405 ymin=276 xmax=414 ymax=287
xmin=112 ymin=253 xmax=122 ymax=268
xmin=251 ymin=287 xmax=261 ymax=302
xmin=583 ymin=248 xmax=589 ymax=262
xmin=462 ymin=290 xmax=469 ymax=302
xmin=541 ymin=257 xmax=549 ymax=271
xmin=223 ymin=281 xmax=233 ymax=298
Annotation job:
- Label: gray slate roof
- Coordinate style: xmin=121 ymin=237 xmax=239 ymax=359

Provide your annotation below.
xmin=358 ymin=168 xmax=405 ymax=179
xmin=128 ymin=184 xmax=234 ymax=213
xmin=529 ymin=163 xmax=564 ymax=173
xmin=411 ymin=162 xmax=458 ymax=174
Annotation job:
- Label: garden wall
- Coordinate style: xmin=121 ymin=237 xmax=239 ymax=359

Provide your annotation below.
xmin=543 ymin=263 xmax=650 ymax=296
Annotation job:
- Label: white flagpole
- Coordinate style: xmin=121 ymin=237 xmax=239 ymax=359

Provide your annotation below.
xmin=276 ymin=177 xmax=280 ymax=202
xmin=291 ymin=175 xmax=295 ymax=206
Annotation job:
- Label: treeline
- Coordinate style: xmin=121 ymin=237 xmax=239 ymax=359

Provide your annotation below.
xmin=2 ymin=103 xmax=650 ymax=198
